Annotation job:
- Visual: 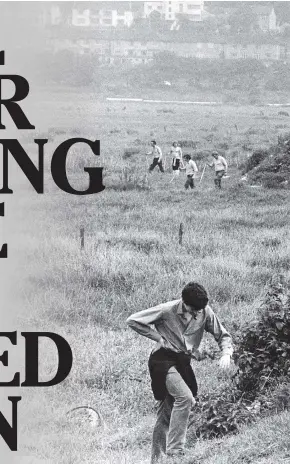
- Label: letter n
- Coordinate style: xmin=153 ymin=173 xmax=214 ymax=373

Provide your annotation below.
xmin=0 ymin=397 xmax=21 ymax=451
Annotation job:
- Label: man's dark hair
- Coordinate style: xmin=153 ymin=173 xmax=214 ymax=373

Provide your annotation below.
xmin=184 ymin=154 xmax=191 ymax=160
xmin=182 ymin=282 xmax=208 ymax=310
xmin=151 ymin=140 xmax=156 ymax=145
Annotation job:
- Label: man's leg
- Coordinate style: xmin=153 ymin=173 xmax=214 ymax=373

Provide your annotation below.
xmin=216 ymin=170 xmax=224 ymax=189
xmin=189 ymin=176 xmax=194 ymax=189
xmin=166 ymin=367 xmax=194 ymax=456
xmin=149 ymin=158 xmax=158 ymax=172
xmin=158 ymin=161 xmax=164 ymax=173
xmin=184 ymin=176 xmax=190 ymax=190
xmin=151 ymin=395 xmax=174 ymax=464
xmin=214 ymin=172 xmax=219 ymax=188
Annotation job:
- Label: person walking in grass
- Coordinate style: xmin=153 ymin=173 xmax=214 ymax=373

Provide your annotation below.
xmin=207 ymin=151 xmax=228 ymax=189
xmin=183 ymin=154 xmax=198 ymax=190
xmin=127 ymin=282 xmax=233 ymax=463
xmin=148 ymin=140 xmax=164 ymax=173
xmin=169 ymin=141 xmax=183 ymax=181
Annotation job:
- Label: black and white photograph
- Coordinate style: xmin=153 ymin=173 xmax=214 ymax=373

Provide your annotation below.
xmin=0 ymin=1 xmax=290 ymax=463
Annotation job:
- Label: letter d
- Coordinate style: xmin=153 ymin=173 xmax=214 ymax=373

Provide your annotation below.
xmin=21 ymin=332 xmax=73 ymax=387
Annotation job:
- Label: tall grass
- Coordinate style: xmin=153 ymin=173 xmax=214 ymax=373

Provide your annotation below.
xmin=13 ymin=92 xmax=290 ymax=463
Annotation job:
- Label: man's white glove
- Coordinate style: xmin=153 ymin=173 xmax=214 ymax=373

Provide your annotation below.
xmin=219 ymin=354 xmax=231 ymax=369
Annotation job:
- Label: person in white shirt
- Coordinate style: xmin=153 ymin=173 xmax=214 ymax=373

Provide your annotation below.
xmin=169 ymin=141 xmax=183 ymax=178
xmin=183 ymin=154 xmax=198 ymax=190
xmin=207 ymin=151 xmax=228 ymax=189
xmin=148 ymin=140 xmax=164 ymax=173
xmin=127 ymin=281 xmax=233 ymax=463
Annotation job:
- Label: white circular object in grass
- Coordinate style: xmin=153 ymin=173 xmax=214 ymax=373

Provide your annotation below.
xmin=66 ymin=406 xmax=104 ymax=428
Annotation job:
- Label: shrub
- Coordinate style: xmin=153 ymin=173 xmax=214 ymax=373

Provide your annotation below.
xmin=123 ymin=148 xmax=141 ymax=159
xmin=178 ymin=140 xmax=199 ymax=149
xmin=242 ymin=149 xmax=269 ymax=174
xmin=233 ymin=275 xmax=290 ymax=396
xmin=192 ymin=276 xmax=290 ymax=440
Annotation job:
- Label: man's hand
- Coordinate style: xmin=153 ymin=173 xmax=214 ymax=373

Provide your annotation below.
xmin=152 ymin=337 xmax=166 ymax=353
xmin=219 ymin=354 xmax=231 ymax=369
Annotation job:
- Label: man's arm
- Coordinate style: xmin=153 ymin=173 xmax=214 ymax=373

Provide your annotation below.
xmin=221 ymin=156 xmax=228 ymax=172
xmin=205 ymin=306 xmax=233 ymax=357
xmin=157 ymin=146 xmax=163 ymax=161
xmin=192 ymin=161 xmax=198 ymax=172
xmin=126 ymin=304 xmax=165 ymax=342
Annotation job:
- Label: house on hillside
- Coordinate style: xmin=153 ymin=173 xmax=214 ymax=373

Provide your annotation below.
xmin=144 ymin=1 xmax=204 ymax=22
xmin=40 ymin=2 xmax=137 ymax=28
xmin=71 ymin=6 xmax=134 ymax=28
xmin=48 ymin=31 xmax=286 ymax=64
xmin=254 ymin=6 xmax=277 ymax=32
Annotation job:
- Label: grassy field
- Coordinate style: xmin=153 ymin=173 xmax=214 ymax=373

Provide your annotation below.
xmin=7 ymin=90 xmax=290 ymax=463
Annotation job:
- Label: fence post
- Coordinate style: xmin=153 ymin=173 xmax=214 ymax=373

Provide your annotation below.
xmin=80 ymin=227 xmax=84 ymax=250
xmin=179 ymin=223 xmax=184 ymax=245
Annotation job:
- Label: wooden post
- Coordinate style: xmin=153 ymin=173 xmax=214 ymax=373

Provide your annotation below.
xmin=80 ymin=227 xmax=84 ymax=250
xmin=179 ymin=223 xmax=184 ymax=245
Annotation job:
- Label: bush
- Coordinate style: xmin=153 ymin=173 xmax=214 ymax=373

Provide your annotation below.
xmin=242 ymin=149 xmax=269 ymax=174
xmin=178 ymin=140 xmax=199 ymax=149
xmin=192 ymin=276 xmax=290 ymax=440
xmin=123 ymin=148 xmax=141 ymax=159
xmin=233 ymin=275 xmax=290 ymax=396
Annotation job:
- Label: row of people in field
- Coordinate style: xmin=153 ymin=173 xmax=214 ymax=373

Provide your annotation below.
xmin=147 ymin=140 xmax=228 ymax=189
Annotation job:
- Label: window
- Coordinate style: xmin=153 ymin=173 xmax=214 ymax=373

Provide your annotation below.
xmin=179 ymin=4 xmax=183 ymax=13
xmin=168 ymin=7 xmax=172 ymax=12
xmin=188 ymin=4 xmax=200 ymax=9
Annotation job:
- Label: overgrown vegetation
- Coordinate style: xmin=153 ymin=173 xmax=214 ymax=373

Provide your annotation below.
xmin=13 ymin=94 xmax=290 ymax=463
xmin=192 ymin=275 xmax=290 ymax=440
xmin=242 ymin=133 xmax=290 ymax=188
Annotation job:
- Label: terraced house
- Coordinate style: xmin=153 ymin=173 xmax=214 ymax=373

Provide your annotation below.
xmin=143 ymin=1 xmax=204 ymax=22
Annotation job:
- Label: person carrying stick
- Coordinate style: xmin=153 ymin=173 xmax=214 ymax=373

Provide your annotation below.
xmin=127 ymin=282 xmax=233 ymax=463
xmin=207 ymin=151 xmax=228 ymax=189
xmin=183 ymin=154 xmax=198 ymax=190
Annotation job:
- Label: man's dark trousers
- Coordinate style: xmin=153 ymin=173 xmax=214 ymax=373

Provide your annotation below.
xmin=149 ymin=158 xmax=164 ymax=172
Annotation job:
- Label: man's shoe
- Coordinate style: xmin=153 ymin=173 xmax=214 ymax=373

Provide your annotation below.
xmin=167 ymin=449 xmax=197 ymax=463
